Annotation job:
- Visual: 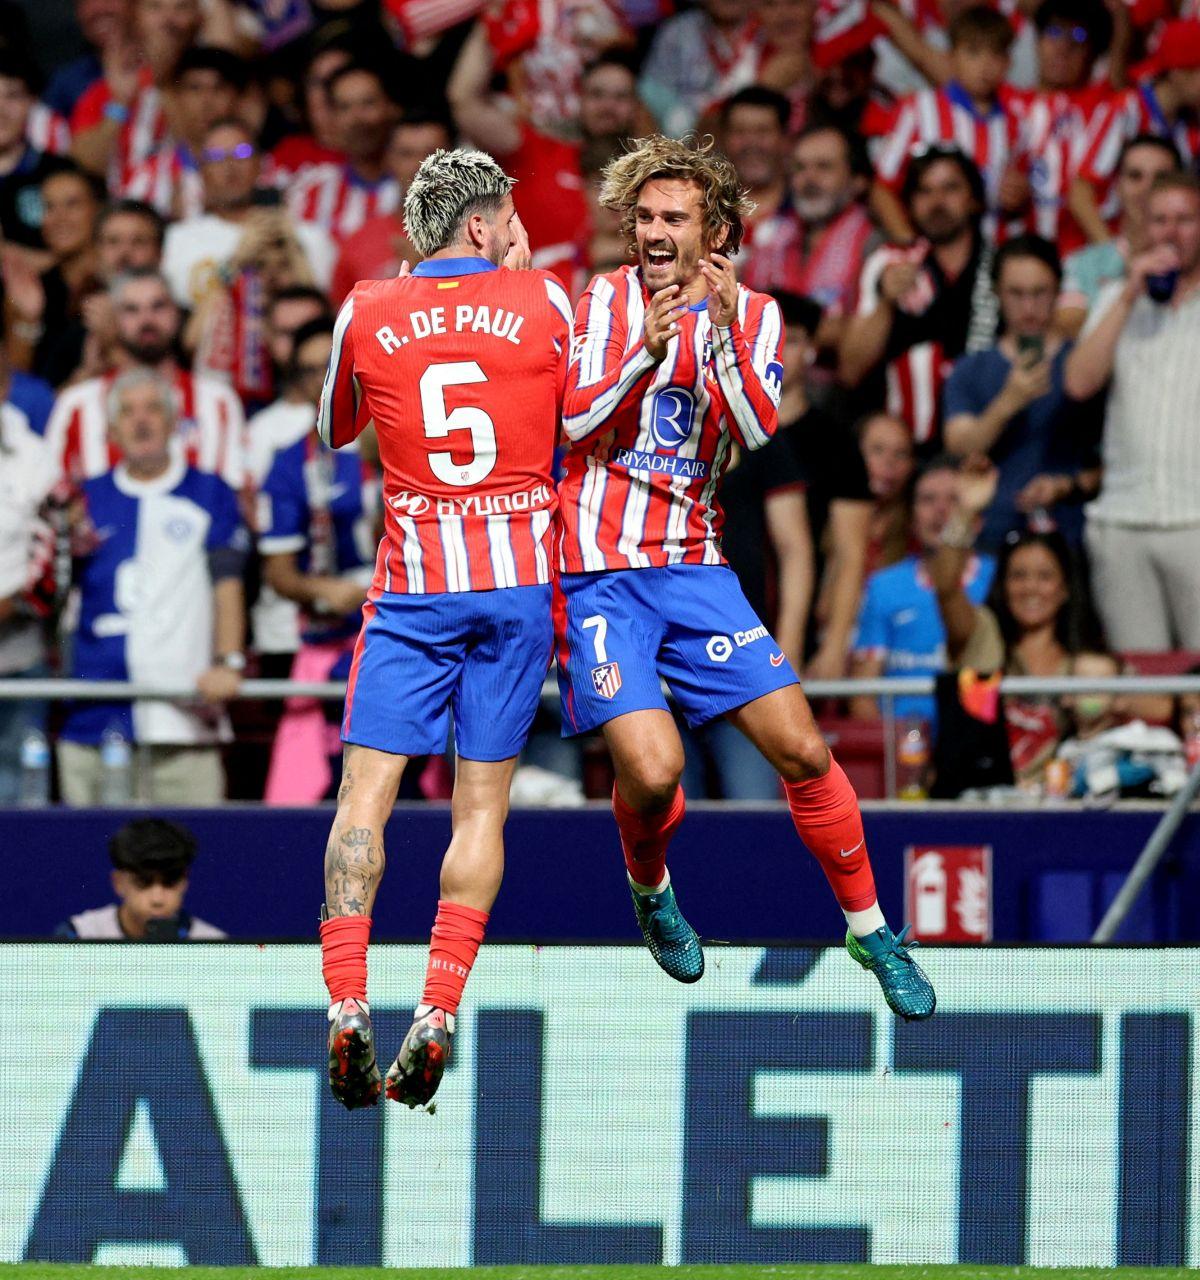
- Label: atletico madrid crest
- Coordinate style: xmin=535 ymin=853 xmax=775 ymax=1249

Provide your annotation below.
xmin=591 ymin=661 xmax=622 ymax=700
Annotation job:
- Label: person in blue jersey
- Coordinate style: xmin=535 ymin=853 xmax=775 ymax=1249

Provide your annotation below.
xmin=56 ymin=368 xmax=249 ymax=805
xmin=257 ymin=318 xmax=382 ymax=803
xmin=850 ymin=454 xmax=996 ymax=725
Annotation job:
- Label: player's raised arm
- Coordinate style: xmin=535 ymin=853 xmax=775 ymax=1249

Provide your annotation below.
xmin=708 ymin=277 xmax=785 ymax=451
xmin=562 ymin=274 xmax=659 ymax=442
xmin=316 ymin=294 xmax=366 ymax=449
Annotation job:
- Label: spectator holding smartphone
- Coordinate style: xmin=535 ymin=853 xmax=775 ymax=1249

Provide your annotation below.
xmin=1065 ymin=172 xmax=1200 ymax=651
xmin=943 ymin=234 xmax=1099 ymax=550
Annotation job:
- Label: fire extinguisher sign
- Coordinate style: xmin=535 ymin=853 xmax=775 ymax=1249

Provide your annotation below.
xmin=904 ymin=845 xmax=993 ymax=942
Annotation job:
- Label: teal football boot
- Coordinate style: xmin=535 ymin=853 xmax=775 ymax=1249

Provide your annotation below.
xmin=846 ymin=924 xmax=936 ymax=1021
xmin=629 ymin=880 xmax=704 ymax=983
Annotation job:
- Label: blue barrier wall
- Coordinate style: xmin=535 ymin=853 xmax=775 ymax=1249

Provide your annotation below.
xmin=2 ymin=804 xmax=1194 ymax=941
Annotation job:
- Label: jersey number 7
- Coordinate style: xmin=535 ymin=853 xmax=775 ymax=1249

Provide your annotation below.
xmin=420 ymin=361 xmax=497 ymax=487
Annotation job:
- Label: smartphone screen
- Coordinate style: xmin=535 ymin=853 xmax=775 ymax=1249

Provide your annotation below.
xmin=1016 ymin=334 xmax=1044 ymax=363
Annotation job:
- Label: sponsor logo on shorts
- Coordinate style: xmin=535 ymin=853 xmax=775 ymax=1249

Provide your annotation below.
xmin=591 ymin=661 xmax=622 ymax=699
xmin=706 ymin=627 xmax=769 ymax=663
xmin=706 ymin=636 xmax=732 ymax=663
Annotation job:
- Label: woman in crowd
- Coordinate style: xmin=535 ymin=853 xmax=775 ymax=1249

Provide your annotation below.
xmin=5 ymin=166 xmax=102 ymax=386
xmin=931 ymin=460 xmax=1169 ymax=787
xmin=859 ymin=411 xmax=917 ymax=577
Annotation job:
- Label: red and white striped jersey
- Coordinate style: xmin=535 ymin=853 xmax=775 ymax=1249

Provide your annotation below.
xmin=284 ymin=164 xmax=401 ymax=243
xmin=27 ymin=103 xmax=71 ymax=155
xmin=876 ymin=84 xmax=1025 ymax=239
xmin=43 ymin=367 xmax=246 ymax=489
xmin=559 ymin=265 xmax=784 ymax=574
xmin=1007 ymin=85 xmax=1112 ymax=250
xmin=121 ymin=146 xmax=204 ymax=220
xmin=71 ymin=74 xmax=168 ymax=191
xmin=854 ymin=241 xmax=993 ymax=446
xmin=1078 ymin=82 xmax=1200 ymax=229
xmin=318 ymin=258 xmax=571 ymax=595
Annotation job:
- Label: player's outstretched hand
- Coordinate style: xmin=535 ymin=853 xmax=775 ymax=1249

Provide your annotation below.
xmin=503 ymin=213 xmax=532 ymax=271
xmin=396 ymin=259 xmax=412 ymax=277
xmin=699 ymin=253 xmax=738 ymax=327
xmin=645 ymin=285 xmax=688 ymax=361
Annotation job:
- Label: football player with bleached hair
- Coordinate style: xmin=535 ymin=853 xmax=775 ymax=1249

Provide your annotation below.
xmin=317 ymin=147 xmax=575 ymax=1110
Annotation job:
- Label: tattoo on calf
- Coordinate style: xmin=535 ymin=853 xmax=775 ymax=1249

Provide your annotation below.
xmin=324 ymin=823 xmax=384 ymax=915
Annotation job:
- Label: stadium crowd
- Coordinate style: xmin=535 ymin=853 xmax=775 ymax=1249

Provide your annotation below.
xmin=2 ymin=0 xmax=1199 ymax=805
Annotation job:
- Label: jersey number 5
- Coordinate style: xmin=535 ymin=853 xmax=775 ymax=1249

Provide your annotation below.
xmin=420 ymin=361 xmax=497 ymax=487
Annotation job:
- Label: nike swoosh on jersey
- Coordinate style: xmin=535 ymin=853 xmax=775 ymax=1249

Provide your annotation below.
xmin=769 ymin=652 xmax=786 ymax=666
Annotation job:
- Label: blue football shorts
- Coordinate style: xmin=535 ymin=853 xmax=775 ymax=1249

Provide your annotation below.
xmin=556 ymin=564 xmax=799 ymax=736
xmin=343 ymin=584 xmax=553 ymax=761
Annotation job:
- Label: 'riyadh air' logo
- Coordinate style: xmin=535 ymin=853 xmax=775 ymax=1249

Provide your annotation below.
xmin=649 ymin=388 xmax=696 ymax=451
xmin=389 ymin=490 xmax=431 ymax=517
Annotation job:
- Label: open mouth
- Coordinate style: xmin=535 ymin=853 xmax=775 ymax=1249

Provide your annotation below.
xmin=645 ymin=247 xmax=675 ymax=269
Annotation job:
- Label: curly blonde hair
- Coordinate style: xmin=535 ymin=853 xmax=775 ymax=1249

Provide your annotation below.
xmin=599 ymin=134 xmax=755 ymax=257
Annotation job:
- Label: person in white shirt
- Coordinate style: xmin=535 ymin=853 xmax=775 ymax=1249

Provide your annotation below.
xmin=246 ymin=317 xmax=338 ymax=672
xmin=56 ymin=818 xmax=226 ymax=940
xmin=56 ymin=368 xmax=249 ymax=806
xmin=1065 ymin=172 xmax=1200 ymax=651
xmin=0 ymin=379 xmax=54 ymax=802
xmin=163 ymin=116 xmax=335 ymax=312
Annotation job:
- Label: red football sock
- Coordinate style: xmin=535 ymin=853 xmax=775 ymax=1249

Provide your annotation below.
xmin=612 ymin=783 xmax=686 ymax=889
xmin=320 ymin=915 xmax=371 ymax=1005
xmin=783 ymin=758 xmax=878 ymax=912
xmin=421 ymin=900 xmax=490 ymax=1015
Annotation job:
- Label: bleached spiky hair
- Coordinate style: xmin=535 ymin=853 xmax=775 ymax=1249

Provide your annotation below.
xmin=600 ymin=134 xmax=755 ymax=257
xmin=403 ymin=148 xmax=515 ymax=258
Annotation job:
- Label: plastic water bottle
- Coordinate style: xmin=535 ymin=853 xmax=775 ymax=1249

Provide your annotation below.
xmin=18 ymin=729 xmax=51 ymax=807
xmin=896 ymin=718 xmax=930 ymax=800
xmin=100 ymin=723 xmax=133 ymax=806
xmin=1185 ymin=709 xmax=1200 ymax=772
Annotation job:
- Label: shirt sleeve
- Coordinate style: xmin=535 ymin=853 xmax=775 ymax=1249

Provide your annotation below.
xmin=257 ymin=452 xmax=309 ymax=556
xmin=758 ymin=430 xmax=806 ymax=497
xmin=854 ymin=573 xmax=888 ymax=656
xmin=204 ymin=479 xmax=250 ymax=580
xmin=317 ymin=293 xmax=368 ymax=448
xmin=942 ymin=353 xmax=986 ymax=419
xmin=562 ymin=274 xmax=658 ymax=443
xmin=711 ymin=293 xmax=785 ymax=451
xmin=1080 ymin=279 xmax=1126 ymax=339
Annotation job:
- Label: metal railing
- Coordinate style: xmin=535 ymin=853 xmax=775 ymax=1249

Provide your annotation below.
xmin=5 ymin=671 xmax=1198 ymax=943
xmin=7 ymin=671 xmax=1199 ymax=802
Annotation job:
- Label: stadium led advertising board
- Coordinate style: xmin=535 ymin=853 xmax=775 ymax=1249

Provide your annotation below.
xmin=2 ymin=945 xmax=1192 ymax=1267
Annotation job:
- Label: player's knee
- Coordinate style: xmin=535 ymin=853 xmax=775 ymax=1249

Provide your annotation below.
xmin=775 ymin=727 xmax=830 ymax=785
xmin=619 ymin=749 xmax=684 ymax=811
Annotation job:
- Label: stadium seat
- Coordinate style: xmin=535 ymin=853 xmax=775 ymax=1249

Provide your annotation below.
xmin=818 ymin=716 xmax=887 ymax=799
